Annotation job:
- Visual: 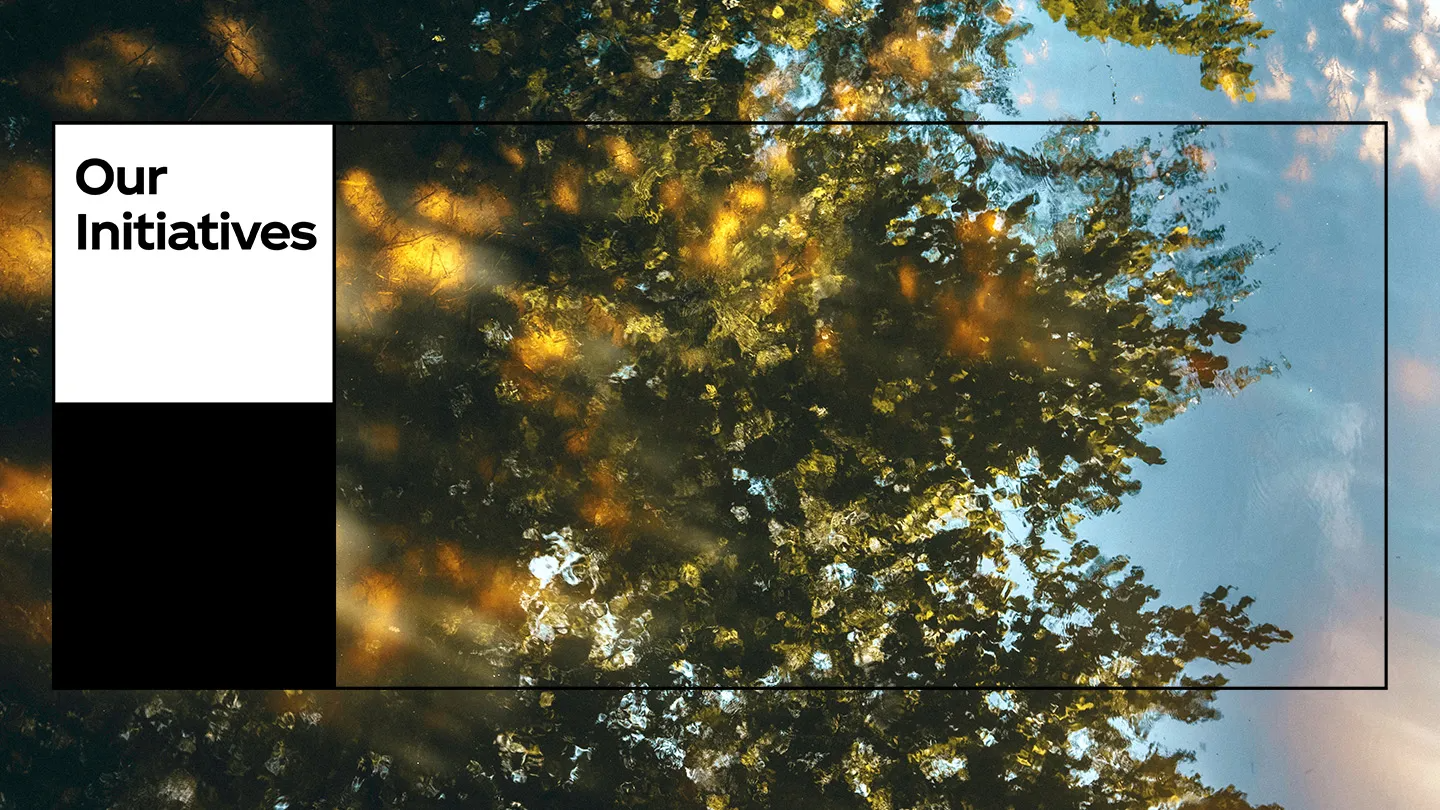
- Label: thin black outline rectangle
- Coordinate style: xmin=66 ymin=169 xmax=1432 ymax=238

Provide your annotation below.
xmin=50 ymin=118 xmax=1388 ymax=692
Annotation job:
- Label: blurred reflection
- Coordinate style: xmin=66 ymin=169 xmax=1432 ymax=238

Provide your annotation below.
xmin=208 ymin=15 xmax=266 ymax=81
xmin=0 ymin=463 xmax=51 ymax=532
xmin=0 ymin=162 xmax=52 ymax=302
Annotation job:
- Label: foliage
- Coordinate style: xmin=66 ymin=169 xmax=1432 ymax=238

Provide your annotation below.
xmin=0 ymin=2 xmax=1289 ymax=808
xmin=333 ymin=122 xmax=1284 ymax=691
xmin=0 ymin=0 xmax=1268 ymax=128
xmin=1 ymin=687 xmax=1283 ymax=809
xmin=1038 ymin=0 xmax=1272 ymax=100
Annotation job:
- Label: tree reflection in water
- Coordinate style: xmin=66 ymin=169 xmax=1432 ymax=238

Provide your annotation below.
xmin=333 ymin=123 xmax=1286 ymax=688
xmin=0 ymin=1 xmax=1290 ymax=806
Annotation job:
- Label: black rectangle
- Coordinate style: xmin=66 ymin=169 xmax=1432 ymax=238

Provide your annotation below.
xmin=51 ymin=402 xmax=334 ymax=689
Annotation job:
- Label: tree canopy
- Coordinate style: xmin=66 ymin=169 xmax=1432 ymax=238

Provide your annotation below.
xmin=333 ymin=122 xmax=1285 ymax=689
xmin=0 ymin=1 xmax=1291 ymax=809
xmin=2 ymin=687 xmax=1283 ymax=809
xmin=0 ymin=0 xmax=1269 ymax=128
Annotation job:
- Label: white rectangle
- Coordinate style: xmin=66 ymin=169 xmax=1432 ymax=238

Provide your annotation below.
xmin=55 ymin=124 xmax=333 ymax=403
